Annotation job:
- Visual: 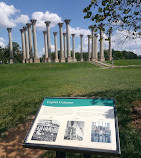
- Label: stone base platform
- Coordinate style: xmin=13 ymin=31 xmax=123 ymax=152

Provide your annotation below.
xmin=99 ymin=57 xmax=105 ymax=62
xmin=29 ymin=58 xmax=33 ymax=63
xmin=33 ymin=58 xmax=40 ymax=63
xmin=54 ymin=58 xmax=59 ymax=63
xmin=72 ymin=58 xmax=77 ymax=62
xmin=48 ymin=57 xmax=52 ymax=63
xmin=44 ymin=58 xmax=48 ymax=63
xmin=22 ymin=59 xmax=26 ymax=63
xmin=25 ymin=59 xmax=29 ymax=63
xmin=10 ymin=59 xmax=13 ymax=64
xmin=66 ymin=57 xmax=72 ymax=62
xmin=60 ymin=58 xmax=66 ymax=63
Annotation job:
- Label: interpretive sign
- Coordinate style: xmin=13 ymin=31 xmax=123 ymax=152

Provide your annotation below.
xmin=23 ymin=97 xmax=121 ymax=156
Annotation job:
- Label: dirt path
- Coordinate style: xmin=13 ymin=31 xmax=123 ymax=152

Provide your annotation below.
xmin=0 ymin=117 xmax=45 ymax=158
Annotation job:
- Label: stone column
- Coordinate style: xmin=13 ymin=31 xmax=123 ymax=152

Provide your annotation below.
xmin=23 ymin=26 xmax=29 ymax=63
xmin=87 ymin=35 xmax=91 ymax=62
xmin=43 ymin=31 xmax=48 ymax=62
xmin=20 ymin=29 xmax=26 ymax=63
xmin=58 ymin=23 xmax=65 ymax=62
xmin=80 ymin=34 xmax=83 ymax=62
xmin=109 ymin=27 xmax=112 ymax=61
xmin=71 ymin=34 xmax=77 ymax=62
xmin=90 ymin=27 xmax=96 ymax=61
xmin=63 ymin=33 xmax=67 ymax=59
xmin=99 ymin=23 xmax=105 ymax=61
xmin=53 ymin=32 xmax=59 ymax=63
xmin=64 ymin=19 xmax=72 ymax=62
xmin=30 ymin=19 xmax=40 ymax=63
xmin=45 ymin=21 xmax=51 ymax=62
xmin=94 ymin=33 xmax=98 ymax=61
xmin=26 ymin=23 xmax=33 ymax=63
xmin=7 ymin=28 xmax=13 ymax=64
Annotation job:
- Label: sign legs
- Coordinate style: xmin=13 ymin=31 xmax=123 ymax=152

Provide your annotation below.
xmin=56 ymin=151 xmax=66 ymax=158
xmin=84 ymin=154 xmax=91 ymax=158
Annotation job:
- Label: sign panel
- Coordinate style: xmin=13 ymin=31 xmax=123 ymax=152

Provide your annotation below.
xmin=23 ymin=97 xmax=121 ymax=155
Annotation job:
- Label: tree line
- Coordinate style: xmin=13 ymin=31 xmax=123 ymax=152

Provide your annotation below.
xmin=0 ymin=42 xmax=140 ymax=64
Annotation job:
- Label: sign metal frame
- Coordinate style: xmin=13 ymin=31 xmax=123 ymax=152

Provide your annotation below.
xmin=23 ymin=97 xmax=121 ymax=156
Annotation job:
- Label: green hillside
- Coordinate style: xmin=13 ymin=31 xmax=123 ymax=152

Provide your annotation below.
xmin=0 ymin=62 xmax=141 ymax=158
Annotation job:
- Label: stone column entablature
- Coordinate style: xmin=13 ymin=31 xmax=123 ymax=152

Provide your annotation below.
xmin=64 ymin=19 xmax=72 ymax=62
xmin=58 ymin=23 xmax=65 ymax=62
xmin=63 ymin=33 xmax=67 ymax=59
xmin=7 ymin=28 xmax=13 ymax=64
xmin=109 ymin=27 xmax=112 ymax=61
xmin=71 ymin=34 xmax=77 ymax=62
xmin=30 ymin=19 xmax=40 ymax=63
xmin=80 ymin=34 xmax=84 ymax=62
xmin=87 ymin=35 xmax=91 ymax=62
xmin=23 ymin=26 xmax=30 ymax=63
xmin=45 ymin=21 xmax=51 ymax=62
xmin=20 ymin=29 xmax=26 ymax=63
xmin=94 ymin=33 xmax=98 ymax=61
xmin=99 ymin=23 xmax=105 ymax=61
xmin=43 ymin=31 xmax=48 ymax=63
xmin=53 ymin=32 xmax=59 ymax=63
xmin=26 ymin=23 xmax=33 ymax=63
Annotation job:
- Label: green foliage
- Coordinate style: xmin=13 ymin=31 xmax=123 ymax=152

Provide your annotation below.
xmin=83 ymin=0 xmax=141 ymax=38
xmin=0 ymin=42 xmax=22 ymax=63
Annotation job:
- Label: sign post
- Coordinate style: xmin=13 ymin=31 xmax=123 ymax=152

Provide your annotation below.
xmin=23 ymin=97 xmax=121 ymax=157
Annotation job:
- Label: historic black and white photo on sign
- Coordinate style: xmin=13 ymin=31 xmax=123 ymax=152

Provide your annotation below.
xmin=64 ymin=121 xmax=84 ymax=141
xmin=31 ymin=120 xmax=60 ymax=142
xmin=91 ymin=122 xmax=111 ymax=143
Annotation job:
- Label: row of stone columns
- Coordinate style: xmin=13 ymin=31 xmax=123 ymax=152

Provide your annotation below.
xmin=19 ymin=19 xmax=40 ymax=63
xmin=7 ymin=19 xmax=113 ymax=64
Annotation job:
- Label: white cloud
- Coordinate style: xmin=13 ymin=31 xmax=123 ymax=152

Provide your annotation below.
xmin=32 ymin=11 xmax=62 ymax=29
xmin=69 ymin=26 xmax=91 ymax=37
xmin=0 ymin=2 xmax=29 ymax=28
xmin=0 ymin=37 xmax=5 ymax=48
xmin=39 ymin=45 xmax=55 ymax=57
xmin=13 ymin=14 xmax=29 ymax=24
xmin=111 ymin=30 xmax=141 ymax=55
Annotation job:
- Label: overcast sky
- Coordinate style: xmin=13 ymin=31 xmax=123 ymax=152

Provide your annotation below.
xmin=0 ymin=0 xmax=141 ymax=56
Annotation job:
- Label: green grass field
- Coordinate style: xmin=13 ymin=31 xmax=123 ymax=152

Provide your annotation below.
xmin=106 ymin=59 xmax=141 ymax=66
xmin=0 ymin=61 xmax=141 ymax=158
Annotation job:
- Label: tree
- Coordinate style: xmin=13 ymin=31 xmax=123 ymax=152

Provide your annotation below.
xmin=0 ymin=42 xmax=22 ymax=63
xmin=83 ymin=0 xmax=141 ymax=38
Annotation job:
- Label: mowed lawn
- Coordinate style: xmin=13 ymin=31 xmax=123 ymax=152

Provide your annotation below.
xmin=106 ymin=59 xmax=141 ymax=66
xmin=0 ymin=62 xmax=141 ymax=158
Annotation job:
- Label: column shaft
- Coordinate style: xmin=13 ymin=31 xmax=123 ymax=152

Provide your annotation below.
xmin=53 ymin=32 xmax=59 ymax=62
xmin=7 ymin=28 xmax=13 ymax=64
xmin=87 ymin=35 xmax=91 ymax=62
xmin=80 ymin=34 xmax=83 ymax=62
xmin=45 ymin=21 xmax=51 ymax=62
xmin=64 ymin=19 xmax=72 ymax=62
xmin=58 ymin=23 xmax=65 ymax=62
xmin=109 ymin=28 xmax=112 ymax=61
xmin=31 ymin=19 xmax=40 ymax=63
xmin=91 ymin=27 xmax=96 ymax=61
xmin=99 ymin=24 xmax=105 ymax=61
xmin=72 ymin=34 xmax=77 ymax=62
xmin=63 ymin=33 xmax=67 ymax=59
xmin=20 ymin=29 xmax=26 ymax=63
xmin=26 ymin=23 xmax=33 ymax=63
xmin=43 ymin=31 xmax=48 ymax=62
xmin=23 ymin=27 xmax=30 ymax=63
xmin=94 ymin=34 xmax=98 ymax=61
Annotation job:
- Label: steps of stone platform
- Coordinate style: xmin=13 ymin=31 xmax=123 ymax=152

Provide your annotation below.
xmin=90 ymin=61 xmax=115 ymax=68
